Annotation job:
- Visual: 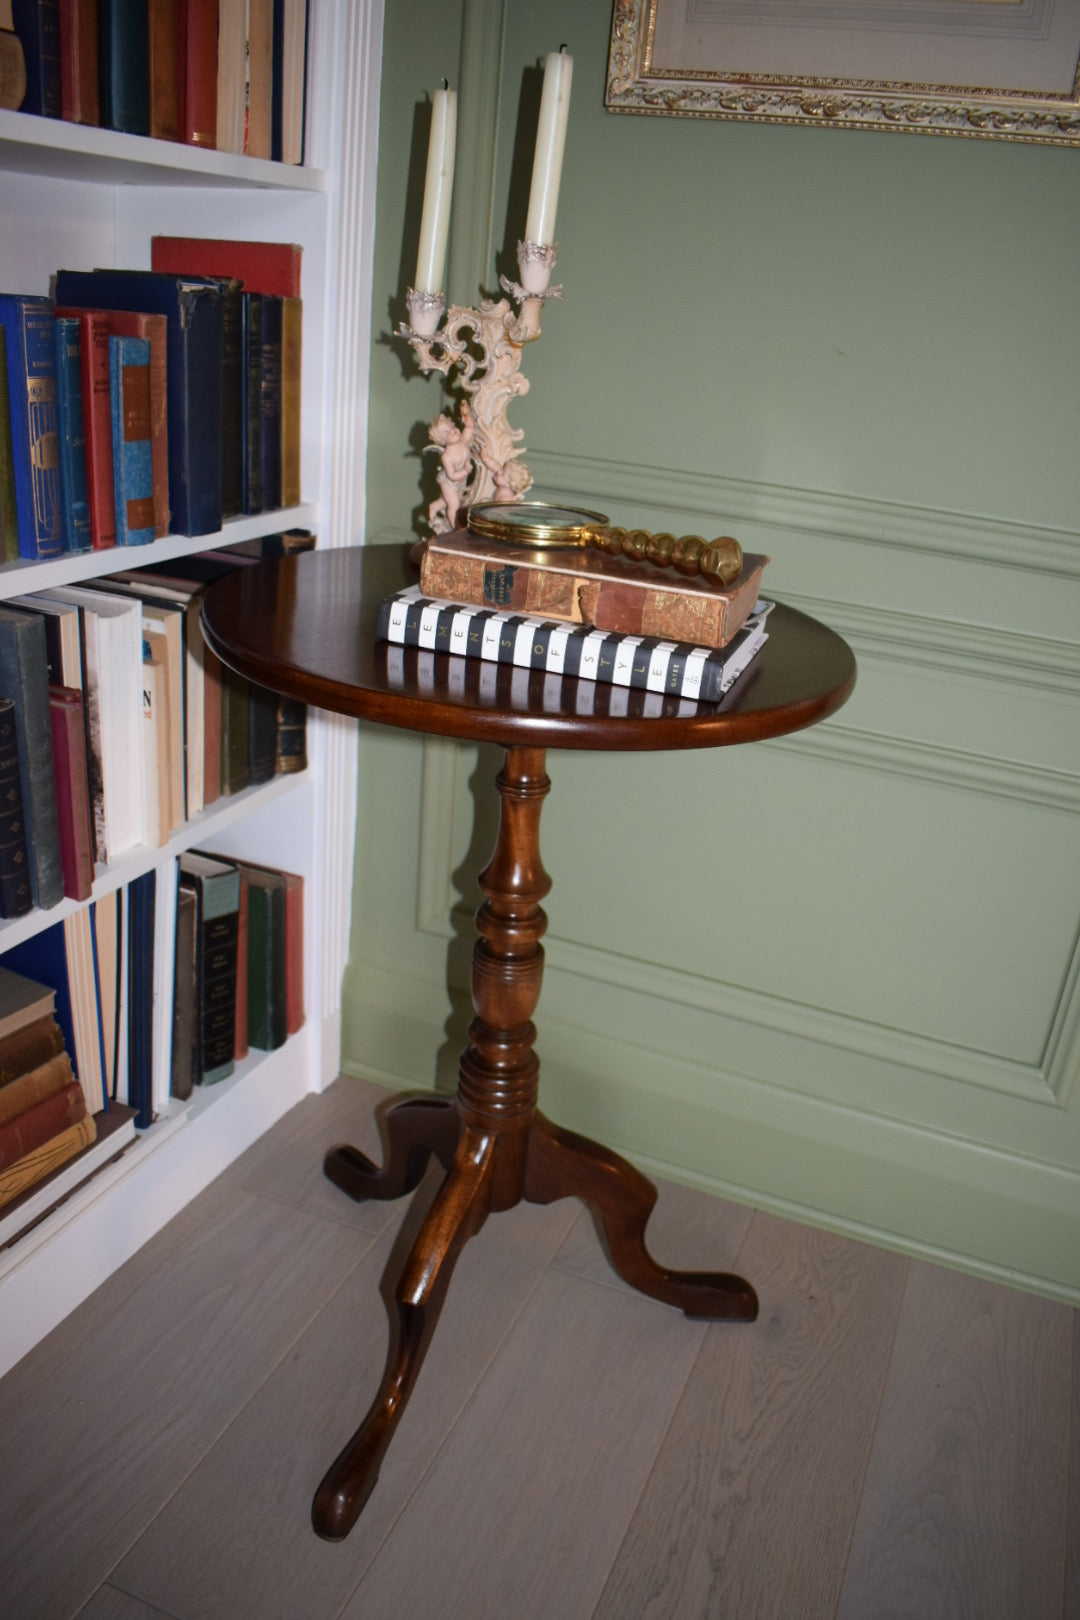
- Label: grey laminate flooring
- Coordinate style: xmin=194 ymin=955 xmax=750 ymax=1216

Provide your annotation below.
xmin=1 ymin=1075 xmax=1076 ymax=1620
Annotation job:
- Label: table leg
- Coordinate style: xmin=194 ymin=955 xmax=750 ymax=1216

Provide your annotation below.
xmin=324 ymin=1095 xmax=460 ymax=1203
xmin=312 ymin=1123 xmax=497 ymax=1541
xmin=524 ymin=1112 xmax=758 ymax=1320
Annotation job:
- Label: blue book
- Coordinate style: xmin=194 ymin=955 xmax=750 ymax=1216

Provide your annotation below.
xmin=11 ymin=0 xmax=62 ymax=119
xmin=53 ymin=270 xmax=224 ymax=537
xmin=109 ymin=335 xmax=155 ymax=547
xmin=53 ymin=317 xmax=92 ymax=554
xmin=0 ymin=295 xmax=63 ymax=560
xmin=98 ymin=0 xmax=150 ymax=135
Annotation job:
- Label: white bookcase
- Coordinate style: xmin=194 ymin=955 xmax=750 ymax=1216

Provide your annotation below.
xmin=0 ymin=0 xmax=383 ymax=1377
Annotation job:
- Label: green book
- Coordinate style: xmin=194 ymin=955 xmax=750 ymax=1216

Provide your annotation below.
xmin=241 ymin=865 xmax=287 ymax=1051
xmin=177 ymin=851 xmax=240 ymax=1085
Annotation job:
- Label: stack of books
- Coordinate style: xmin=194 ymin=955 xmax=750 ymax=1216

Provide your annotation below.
xmin=377 ymin=529 xmax=774 ymax=704
xmin=7 ymin=0 xmax=308 ymax=161
xmin=172 ymin=851 xmax=304 ymax=1101
xmin=0 ymin=963 xmax=96 ymax=1213
xmin=0 ymin=532 xmax=312 ymax=921
xmin=0 ymin=236 xmax=303 ymax=561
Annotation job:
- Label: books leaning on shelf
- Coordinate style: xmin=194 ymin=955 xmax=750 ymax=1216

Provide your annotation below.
xmin=376 ymin=586 xmax=774 ymax=705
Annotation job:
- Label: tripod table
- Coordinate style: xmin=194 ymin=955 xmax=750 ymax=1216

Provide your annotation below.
xmin=201 ymin=541 xmax=856 ymax=1541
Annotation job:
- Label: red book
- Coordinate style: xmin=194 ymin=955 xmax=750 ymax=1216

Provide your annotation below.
xmin=56 ymin=309 xmax=115 ymax=550
xmin=59 ymin=0 xmax=100 ymax=125
xmin=0 ymin=1081 xmax=87 ymax=1171
xmin=177 ymin=0 xmax=218 ymax=148
xmin=150 ymin=236 xmax=302 ymax=298
xmin=148 ymin=0 xmax=180 ymax=141
xmin=48 ymin=685 xmax=94 ymax=903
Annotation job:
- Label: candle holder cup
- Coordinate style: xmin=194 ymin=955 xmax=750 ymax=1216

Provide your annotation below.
xmin=398 ymin=240 xmax=562 ymax=535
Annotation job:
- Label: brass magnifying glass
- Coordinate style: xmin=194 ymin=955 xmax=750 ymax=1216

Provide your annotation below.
xmin=466 ymin=502 xmax=744 ymax=587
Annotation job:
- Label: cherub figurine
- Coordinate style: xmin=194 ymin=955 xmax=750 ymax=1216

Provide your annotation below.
xmin=425 ymin=402 xmax=475 ymax=533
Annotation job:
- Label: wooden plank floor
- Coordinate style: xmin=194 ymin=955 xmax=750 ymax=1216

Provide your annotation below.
xmin=0 ymin=1076 xmax=1075 ymax=1620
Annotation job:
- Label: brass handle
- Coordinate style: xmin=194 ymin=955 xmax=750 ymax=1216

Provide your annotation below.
xmin=588 ymin=526 xmax=743 ymax=586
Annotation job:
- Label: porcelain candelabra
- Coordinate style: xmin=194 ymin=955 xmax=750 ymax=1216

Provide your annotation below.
xmin=398 ymin=241 xmax=561 ymax=535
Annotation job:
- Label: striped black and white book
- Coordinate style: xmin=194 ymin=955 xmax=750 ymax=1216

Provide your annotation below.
xmin=375 ymin=587 xmax=773 ymax=703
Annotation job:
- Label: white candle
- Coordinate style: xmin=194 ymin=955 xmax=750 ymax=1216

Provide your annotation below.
xmin=414 ymin=87 xmax=457 ymax=294
xmin=525 ymin=48 xmax=573 ymax=248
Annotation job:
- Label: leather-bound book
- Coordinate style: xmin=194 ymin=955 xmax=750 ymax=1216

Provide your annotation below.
xmin=177 ymin=0 xmax=216 ymax=147
xmin=178 ymin=852 xmax=240 ymax=1085
xmin=0 ymin=694 xmax=32 ymax=918
xmin=0 ymin=1012 xmax=65 ymax=1089
xmin=0 ymin=607 xmax=63 ymax=908
xmin=0 ymin=1044 xmax=70 ymax=1124
xmin=11 ymin=0 xmax=61 ymax=116
xmin=420 ymin=529 xmax=769 ymax=651
xmin=0 ymin=294 xmax=63 ymax=560
xmin=52 ymin=316 xmax=92 ymax=553
xmin=109 ymin=335 xmax=154 ymax=547
xmin=54 ymin=309 xmax=115 ymax=550
xmin=48 ymin=684 xmax=94 ymax=902
xmin=147 ymin=0 xmax=179 ymax=141
xmin=58 ymin=0 xmax=98 ymax=124
xmin=0 ymin=1077 xmax=85 ymax=1171
xmin=98 ymin=0 xmax=148 ymax=134
xmin=0 ymin=1112 xmax=95 ymax=1208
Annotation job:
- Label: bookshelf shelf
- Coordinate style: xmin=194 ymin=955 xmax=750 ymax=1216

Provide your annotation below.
xmin=0 ymin=506 xmax=319 ymax=599
xmin=0 ymin=109 xmax=328 ymax=192
xmin=0 ymin=0 xmax=378 ymax=1377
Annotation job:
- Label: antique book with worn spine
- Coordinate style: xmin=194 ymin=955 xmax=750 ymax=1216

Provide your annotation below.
xmin=420 ymin=528 xmax=769 ymax=650
xmin=178 ymin=851 xmax=240 ymax=1086
xmin=0 ymin=606 xmax=63 ymax=908
xmin=109 ymin=334 xmax=154 ymax=546
xmin=0 ymin=294 xmax=63 ymax=560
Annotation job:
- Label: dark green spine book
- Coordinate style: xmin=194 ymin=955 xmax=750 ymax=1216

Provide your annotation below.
xmin=0 ymin=608 xmax=63 ymax=910
xmin=0 ymin=697 xmax=32 ymax=919
xmin=243 ymin=867 xmax=287 ymax=1051
xmin=240 ymin=292 xmax=263 ymax=514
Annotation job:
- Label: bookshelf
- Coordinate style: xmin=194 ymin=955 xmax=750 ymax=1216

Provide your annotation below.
xmin=0 ymin=1 xmax=382 ymax=1378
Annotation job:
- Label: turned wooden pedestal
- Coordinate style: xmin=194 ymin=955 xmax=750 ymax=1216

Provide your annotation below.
xmin=201 ymin=543 xmax=856 ymax=1543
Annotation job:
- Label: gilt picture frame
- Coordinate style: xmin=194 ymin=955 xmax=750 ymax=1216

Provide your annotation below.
xmin=606 ymin=0 xmax=1080 ymax=144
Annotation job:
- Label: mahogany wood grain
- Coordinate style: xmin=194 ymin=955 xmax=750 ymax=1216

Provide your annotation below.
xmin=200 ymin=544 xmax=857 ymax=1541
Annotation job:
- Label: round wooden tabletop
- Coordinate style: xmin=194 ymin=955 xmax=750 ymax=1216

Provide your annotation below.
xmin=201 ymin=543 xmax=856 ymax=752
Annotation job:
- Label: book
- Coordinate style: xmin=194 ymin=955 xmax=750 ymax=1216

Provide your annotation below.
xmin=0 ymin=606 xmax=63 ymax=908
xmin=98 ymin=0 xmax=149 ymax=134
xmin=420 ymin=530 xmax=770 ymax=651
xmin=0 ymin=964 xmax=54 ymax=1043
xmin=232 ymin=863 xmax=247 ymax=1059
xmin=377 ymin=586 xmax=773 ymax=706
xmin=0 ymin=1043 xmax=69 ymax=1125
xmin=0 ymin=695 xmax=31 ymax=918
xmin=0 ymin=1078 xmax=85 ymax=1171
xmin=53 ymin=316 xmax=91 ymax=553
xmin=11 ymin=0 xmax=60 ymax=117
xmin=0 ymin=327 xmax=18 ymax=564
xmin=280 ymin=294 xmax=301 ymax=506
xmin=9 ymin=591 xmax=82 ymax=687
xmin=147 ymin=0 xmax=179 ymax=141
xmin=62 ymin=905 xmax=107 ymax=1112
xmin=214 ymin=0 xmax=245 ymax=154
xmin=141 ymin=623 xmax=169 ymax=846
xmin=0 ymin=1110 xmax=95 ymax=1209
xmin=0 ymin=16 xmax=27 ymax=111
xmin=0 ymin=294 xmax=63 ymax=560
xmin=109 ymin=334 xmax=155 ymax=546
xmin=126 ymin=868 xmax=154 ymax=1125
xmin=230 ymin=861 xmax=284 ymax=1050
xmin=177 ymin=0 xmax=216 ymax=147
xmin=0 ymin=1011 xmax=63 ymax=1089
xmin=58 ymin=0 xmax=98 ymax=124
xmin=244 ymin=0 xmax=272 ymax=158
xmin=258 ymin=295 xmax=282 ymax=508
xmin=53 ymin=270 xmax=224 ymax=536
xmin=91 ymin=888 xmax=121 ymax=1103
xmin=109 ymin=569 xmax=205 ymax=816
xmin=178 ymin=851 xmax=239 ymax=1085
xmin=54 ymin=308 xmax=114 ymax=549
xmin=149 ymin=236 xmax=303 ymax=298
xmin=48 ymin=684 xmax=94 ymax=901
xmin=96 ymin=588 xmax=184 ymax=832
xmin=39 ymin=585 xmax=144 ymax=861
xmin=96 ymin=310 xmax=170 ymax=539
xmin=240 ymin=290 xmax=262 ymax=513
xmin=219 ymin=665 xmax=250 ymax=795
xmin=271 ymin=0 xmax=306 ymax=164
xmin=169 ymin=879 xmax=196 ymax=1098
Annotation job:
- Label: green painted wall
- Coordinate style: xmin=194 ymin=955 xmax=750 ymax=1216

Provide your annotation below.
xmin=345 ymin=0 xmax=1080 ymax=1300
